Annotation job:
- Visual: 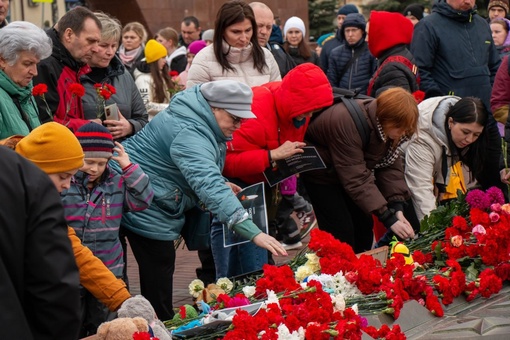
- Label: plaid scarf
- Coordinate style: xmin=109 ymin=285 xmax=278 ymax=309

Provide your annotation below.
xmin=374 ymin=119 xmax=409 ymax=169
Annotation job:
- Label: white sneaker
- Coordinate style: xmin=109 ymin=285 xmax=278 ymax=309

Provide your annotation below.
xmin=281 ymin=241 xmax=303 ymax=251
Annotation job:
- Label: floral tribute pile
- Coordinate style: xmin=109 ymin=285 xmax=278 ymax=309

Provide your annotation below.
xmin=167 ymin=187 xmax=510 ymax=339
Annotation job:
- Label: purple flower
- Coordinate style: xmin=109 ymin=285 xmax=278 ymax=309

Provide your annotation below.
xmin=466 ymin=189 xmax=491 ymax=210
xmin=486 ymin=187 xmax=505 ymax=205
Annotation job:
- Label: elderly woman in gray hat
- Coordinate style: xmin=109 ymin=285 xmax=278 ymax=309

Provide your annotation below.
xmin=0 ymin=21 xmax=52 ymax=139
xmin=113 ymin=79 xmax=287 ymax=321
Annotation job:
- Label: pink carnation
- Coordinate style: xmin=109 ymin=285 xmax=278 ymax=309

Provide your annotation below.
xmin=450 ymin=235 xmax=463 ymax=247
xmin=491 ymin=203 xmax=502 ymax=213
xmin=466 ymin=189 xmax=491 ymax=210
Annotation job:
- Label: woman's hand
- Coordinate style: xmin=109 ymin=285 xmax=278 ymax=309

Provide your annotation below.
xmin=252 ymin=233 xmax=288 ymax=256
xmin=111 ymin=142 xmax=131 ymax=169
xmin=226 ymin=182 xmax=242 ymax=195
xmin=104 ymin=111 xmax=133 ymax=139
xmin=500 ymin=169 xmax=510 ymax=184
xmin=270 ymin=141 xmax=306 ymax=161
xmin=390 ymin=219 xmax=415 ymax=240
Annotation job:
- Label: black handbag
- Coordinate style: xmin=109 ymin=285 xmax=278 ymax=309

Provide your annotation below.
xmin=181 ymin=205 xmax=211 ymax=251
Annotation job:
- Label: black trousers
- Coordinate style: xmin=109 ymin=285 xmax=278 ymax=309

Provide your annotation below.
xmin=123 ymin=228 xmax=175 ymax=321
xmin=302 ymin=178 xmax=373 ymax=253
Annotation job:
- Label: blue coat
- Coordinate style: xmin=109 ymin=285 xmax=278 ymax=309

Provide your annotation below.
xmin=410 ymin=0 xmax=500 ymax=109
xmin=118 ymin=85 xmax=249 ymax=241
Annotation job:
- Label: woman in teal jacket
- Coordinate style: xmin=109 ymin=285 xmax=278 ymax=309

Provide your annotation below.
xmin=117 ymin=79 xmax=287 ymax=321
xmin=0 ymin=21 xmax=51 ymax=139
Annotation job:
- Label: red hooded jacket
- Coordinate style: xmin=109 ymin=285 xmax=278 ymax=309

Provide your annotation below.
xmin=223 ymin=63 xmax=333 ymax=184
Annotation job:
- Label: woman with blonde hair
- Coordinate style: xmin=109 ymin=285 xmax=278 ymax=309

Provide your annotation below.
xmin=303 ymin=87 xmax=419 ymax=253
xmin=118 ymin=22 xmax=147 ymax=76
xmin=155 ymin=27 xmax=187 ymax=73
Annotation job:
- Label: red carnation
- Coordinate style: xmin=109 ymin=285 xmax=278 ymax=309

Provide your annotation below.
xmin=32 ymin=83 xmax=48 ymax=96
xmin=68 ymin=83 xmax=85 ymax=98
xmin=169 ymin=70 xmax=179 ymax=77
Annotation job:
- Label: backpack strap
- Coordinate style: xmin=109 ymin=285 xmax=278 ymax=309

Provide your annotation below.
xmin=367 ymin=55 xmax=420 ymax=96
xmin=340 ymin=96 xmax=370 ymax=149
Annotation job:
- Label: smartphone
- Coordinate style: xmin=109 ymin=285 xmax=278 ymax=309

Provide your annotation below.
xmin=104 ymin=103 xmax=119 ymax=121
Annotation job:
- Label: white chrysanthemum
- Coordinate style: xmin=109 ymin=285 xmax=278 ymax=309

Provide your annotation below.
xmin=295 ymin=264 xmax=315 ymax=282
xmin=188 ymin=279 xmax=205 ymax=298
xmin=331 ymin=293 xmax=346 ymax=312
xmin=307 ymin=274 xmax=335 ymax=290
xmin=332 ymin=272 xmax=362 ymax=297
xmin=216 ymin=277 xmax=234 ymax=293
xmin=242 ymin=285 xmax=256 ymax=298
xmin=276 ymin=324 xmax=305 ymax=340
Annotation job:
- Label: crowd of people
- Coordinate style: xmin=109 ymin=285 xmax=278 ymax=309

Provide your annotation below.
xmin=2 ymin=0 xmax=510 ymax=338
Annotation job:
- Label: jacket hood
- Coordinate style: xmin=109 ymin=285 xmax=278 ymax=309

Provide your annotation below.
xmin=269 ymin=24 xmax=284 ymax=44
xmin=47 ymin=28 xmax=85 ymax=71
xmin=273 ymin=63 xmax=333 ymax=120
xmin=416 ymin=95 xmax=461 ymax=151
xmin=170 ymin=84 xmax=229 ymax=143
xmin=368 ymin=11 xmax=414 ymax=58
xmin=434 ymin=0 xmax=478 ymax=22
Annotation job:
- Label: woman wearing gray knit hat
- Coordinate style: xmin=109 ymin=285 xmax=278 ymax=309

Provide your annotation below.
xmin=113 ymin=79 xmax=287 ymax=321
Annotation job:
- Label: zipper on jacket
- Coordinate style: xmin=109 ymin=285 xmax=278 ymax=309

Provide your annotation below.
xmin=106 ymin=197 xmax=111 ymax=216
xmin=101 ymin=196 xmax=106 ymax=224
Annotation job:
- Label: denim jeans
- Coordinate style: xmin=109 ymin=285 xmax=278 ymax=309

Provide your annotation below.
xmin=210 ymin=216 xmax=268 ymax=279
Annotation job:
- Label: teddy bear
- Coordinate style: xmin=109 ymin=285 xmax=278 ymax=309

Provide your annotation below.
xmin=96 ymin=317 xmax=148 ymax=340
xmin=117 ymin=295 xmax=172 ymax=340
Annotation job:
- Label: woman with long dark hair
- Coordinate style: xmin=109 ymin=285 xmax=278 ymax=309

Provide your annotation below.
xmin=405 ymin=96 xmax=491 ymax=221
xmin=282 ymin=16 xmax=320 ymax=66
xmin=186 ymin=0 xmax=280 ymax=87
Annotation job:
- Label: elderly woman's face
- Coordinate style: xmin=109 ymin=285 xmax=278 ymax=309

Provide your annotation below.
xmin=223 ymin=19 xmax=253 ymax=48
xmin=89 ymin=38 xmax=119 ymax=68
xmin=212 ymin=107 xmax=244 ymax=137
xmin=0 ymin=50 xmax=39 ymax=87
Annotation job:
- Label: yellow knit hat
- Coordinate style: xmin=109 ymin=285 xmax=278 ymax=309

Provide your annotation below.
xmin=144 ymin=39 xmax=167 ymax=63
xmin=15 ymin=122 xmax=84 ymax=174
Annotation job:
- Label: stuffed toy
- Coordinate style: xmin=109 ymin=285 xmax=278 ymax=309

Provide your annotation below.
xmin=118 ymin=295 xmax=172 ymax=340
xmin=96 ymin=317 xmax=148 ymax=340
xmin=195 ymin=283 xmax=225 ymax=304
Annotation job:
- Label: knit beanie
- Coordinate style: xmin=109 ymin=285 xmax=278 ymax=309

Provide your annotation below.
xmin=317 ymin=33 xmax=335 ymax=47
xmin=337 ymin=4 xmax=359 ymax=16
xmin=75 ymin=123 xmax=115 ymax=159
xmin=189 ymin=40 xmax=207 ymax=55
xmin=15 ymin=122 xmax=84 ymax=174
xmin=284 ymin=16 xmax=306 ymax=37
xmin=342 ymin=13 xmax=366 ymax=31
xmin=403 ymin=4 xmax=425 ymax=21
xmin=489 ymin=0 xmax=509 ymax=16
xmin=368 ymin=11 xmax=414 ymax=58
xmin=202 ymin=29 xmax=214 ymax=42
xmin=144 ymin=39 xmax=167 ymax=63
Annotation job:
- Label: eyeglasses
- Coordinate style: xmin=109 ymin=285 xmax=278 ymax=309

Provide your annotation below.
xmin=227 ymin=112 xmax=245 ymax=125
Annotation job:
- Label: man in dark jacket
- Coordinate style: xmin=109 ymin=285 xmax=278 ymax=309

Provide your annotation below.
xmin=410 ymin=0 xmax=505 ymax=193
xmin=327 ymin=13 xmax=376 ymax=94
xmin=250 ymin=2 xmax=296 ymax=78
xmin=0 ymin=146 xmax=81 ymax=339
xmin=33 ymin=6 xmax=101 ymax=131
xmin=320 ymin=4 xmax=359 ymax=73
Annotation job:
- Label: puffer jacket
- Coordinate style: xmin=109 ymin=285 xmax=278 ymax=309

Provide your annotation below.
xmin=223 ymin=63 xmax=333 ymax=184
xmin=0 ymin=71 xmax=40 ymax=139
xmin=403 ymin=96 xmax=461 ymax=221
xmin=33 ymin=28 xmax=92 ymax=131
xmin=319 ymin=29 xmax=343 ymax=73
xmin=117 ymin=85 xmax=261 ymax=241
xmin=304 ymin=98 xmax=410 ymax=215
xmin=327 ymin=38 xmax=376 ymax=94
xmin=80 ymin=56 xmax=148 ymax=136
xmin=186 ymin=41 xmax=281 ymax=87
xmin=62 ymin=164 xmax=153 ymax=278
xmin=410 ymin=0 xmax=500 ymax=108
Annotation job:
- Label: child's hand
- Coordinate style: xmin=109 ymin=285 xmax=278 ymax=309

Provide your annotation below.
xmin=112 ymin=142 xmax=131 ymax=169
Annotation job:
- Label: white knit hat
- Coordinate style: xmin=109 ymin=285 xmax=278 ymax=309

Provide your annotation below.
xmin=283 ymin=16 xmax=306 ymax=37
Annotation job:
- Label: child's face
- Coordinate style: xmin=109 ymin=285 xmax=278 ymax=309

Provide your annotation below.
xmin=81 ymin=158 xmax=109 ymax=183
xmin=48 ymin=170 xmax=79 ymax=193
xmin=187 ymin=52 xmax=196 ymax=65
